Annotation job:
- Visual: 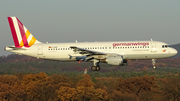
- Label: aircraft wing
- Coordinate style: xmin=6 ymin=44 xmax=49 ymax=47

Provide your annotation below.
xmin=70 ymin=46 xmax=106 ymax=55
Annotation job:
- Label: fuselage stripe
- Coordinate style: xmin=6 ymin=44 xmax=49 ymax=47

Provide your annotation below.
xmin=17 ymin=18 xmax=30 ymax=47
xmin=7 ymin=17 xmax=20 ymax=47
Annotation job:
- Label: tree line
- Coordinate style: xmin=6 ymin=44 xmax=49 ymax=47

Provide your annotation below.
xmin=0 ymin=73 xmax=180 ymax=101
xmin=0 ymin=54 xmax=180 ymax=74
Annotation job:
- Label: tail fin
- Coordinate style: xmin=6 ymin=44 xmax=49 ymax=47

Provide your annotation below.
xmin=7 ymin=17 xmax=41 ymax=48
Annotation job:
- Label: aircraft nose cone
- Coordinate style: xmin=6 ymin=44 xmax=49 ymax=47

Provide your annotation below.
xmin=173 ymin=49 xmax=178 ymax=56
xmin=175 ymin=49 xmax=178 ymax=54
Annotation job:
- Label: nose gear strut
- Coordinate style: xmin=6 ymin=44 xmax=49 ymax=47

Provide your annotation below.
xmin=152 ymin=59 xmax=156 ymax=69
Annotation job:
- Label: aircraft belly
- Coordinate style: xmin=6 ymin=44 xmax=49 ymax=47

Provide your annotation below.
xmin=127 ymin=53 xmax=160 ymax=59
xmin=127 ymin=52 xmax=175 ymax=59
xmin=159 ymin=53 xmax=176 ymax=58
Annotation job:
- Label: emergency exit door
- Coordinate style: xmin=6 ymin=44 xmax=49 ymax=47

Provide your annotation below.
xmin=151 ymin=42 xmax=156 ymax=52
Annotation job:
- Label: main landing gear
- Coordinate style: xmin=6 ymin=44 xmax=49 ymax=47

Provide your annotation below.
xmin=91 ymin=59 xmax=100 ymax=71
xmin=152 ymin=59 xmax=157 ymax=69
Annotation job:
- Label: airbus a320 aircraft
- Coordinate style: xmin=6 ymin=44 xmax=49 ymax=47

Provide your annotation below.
xmin=5 ymin=17 xmax=178 ymax=71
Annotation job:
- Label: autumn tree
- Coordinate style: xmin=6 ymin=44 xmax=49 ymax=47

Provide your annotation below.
xmin=21 ymin=72 xmax=55 ymax=101
xmin=161 ymin=76 xmax=180 ymax=101
xmin=93 ymin=88 xmax=109 ymax=101
xmin=94 ymin=77 xmax=116 ymax=94
xmin=111 ymin=90 xmax=137 ymax=101
xmin=75 ymin=74 xmax=95 ymax=101
xmin=50 ymin=74 xmax=72 ymax=100
xmin=75 ymin=74 xmax=109 ymax=101
xmin=0 ymin=75 xmax=25 ymax=101
xmin=114 ymin=75 xmax=159 ymax=101
xmin=50 ymin=74 xmax=72 ymax=88
xmin=56 ymin=86 xmax=78 ymax=101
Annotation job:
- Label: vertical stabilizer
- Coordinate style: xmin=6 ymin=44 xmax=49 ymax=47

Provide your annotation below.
xmin=7 ymin=17 xmax=41 ymax=48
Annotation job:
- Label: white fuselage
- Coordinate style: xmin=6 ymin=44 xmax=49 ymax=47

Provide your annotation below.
xmin=6 ymin=16 xmax=178 ymax=71
xmin=6 ymin=41 xmax=178 ymax=61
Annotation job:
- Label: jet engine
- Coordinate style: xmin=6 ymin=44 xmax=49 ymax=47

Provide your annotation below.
xmin=104 ymin=55 xmax=127 ymax=66
xmin=106 ymin=55 xmax=123 ymax=65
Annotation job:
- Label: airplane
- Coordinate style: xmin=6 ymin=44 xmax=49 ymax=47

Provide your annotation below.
xmin=5 ymin=17 xmax=178 ymax=71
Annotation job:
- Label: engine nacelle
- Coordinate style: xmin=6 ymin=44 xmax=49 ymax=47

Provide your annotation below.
xmin=106 ymin=55 xmax=124 ymax=66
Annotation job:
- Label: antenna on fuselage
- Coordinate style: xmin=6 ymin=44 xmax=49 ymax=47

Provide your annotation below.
xmin=151 ymin=38 xmax=153 ymax=41
xmin=75 ymin=40 xmax=78 ymax=43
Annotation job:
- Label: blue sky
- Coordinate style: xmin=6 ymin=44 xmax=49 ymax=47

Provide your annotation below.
xmin=0 ymin=0 xmax=180 ymax=56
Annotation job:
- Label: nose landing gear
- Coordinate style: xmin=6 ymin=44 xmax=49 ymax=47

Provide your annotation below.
xmin=152 ymin=59 xmax=156 ymax=69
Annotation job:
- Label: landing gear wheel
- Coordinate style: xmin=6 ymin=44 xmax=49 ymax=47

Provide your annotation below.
xmin=91 ymin=66 xmax=97 ymax=71
xmin=91 ymin=59 xmax=100 ymax=71
xmin=153 ymin=66 xmax=156 ymax=69
xmin=91 ymin=66 xmax=100 ymax=71
xmin=96 ymin=67 xmax=100 ymax=71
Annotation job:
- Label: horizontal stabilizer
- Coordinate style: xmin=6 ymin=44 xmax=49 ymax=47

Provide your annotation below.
xmin=5 ymin=46 xmax=27 ymax=51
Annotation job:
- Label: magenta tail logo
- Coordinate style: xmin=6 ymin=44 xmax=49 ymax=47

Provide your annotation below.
xmin=7 ymin=17 xmax=37 ymax=48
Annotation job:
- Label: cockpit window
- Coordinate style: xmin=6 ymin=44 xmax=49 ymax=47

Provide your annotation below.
xmin=162 ymin=45 xmax=170 ymax=48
